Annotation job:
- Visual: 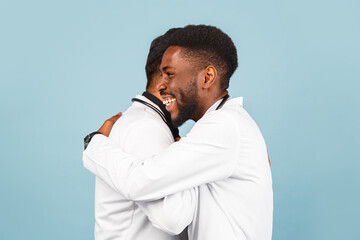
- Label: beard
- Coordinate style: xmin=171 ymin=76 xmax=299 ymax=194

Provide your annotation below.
xmin=172 ymin=75 xmax=199 ymax=127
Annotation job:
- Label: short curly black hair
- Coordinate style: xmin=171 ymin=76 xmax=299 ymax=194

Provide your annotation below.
xmin=145 ymin=28 xmax=180 ymax=89
xmin=167 ymin=25 xmax=238 ymax=90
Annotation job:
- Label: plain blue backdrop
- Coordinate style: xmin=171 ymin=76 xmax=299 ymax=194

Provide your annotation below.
xmin=1 ymin=0 xmax=359 ymax=239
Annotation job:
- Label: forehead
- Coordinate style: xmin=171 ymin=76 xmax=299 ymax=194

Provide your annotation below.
xmin=161 ymin=46 xmax=189 ymax=69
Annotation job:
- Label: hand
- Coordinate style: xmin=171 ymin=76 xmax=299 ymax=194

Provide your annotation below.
xmin=98 ymin=112 xmax=122 ymax=137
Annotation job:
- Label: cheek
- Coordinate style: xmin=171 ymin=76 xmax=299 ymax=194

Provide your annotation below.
xmin=169 ymin=75 xmax=186 ymax=90
xmin=168 ymin=79 xmax=177 ymax=91
xmin=170 ymin=78 xmax=186 ymax=97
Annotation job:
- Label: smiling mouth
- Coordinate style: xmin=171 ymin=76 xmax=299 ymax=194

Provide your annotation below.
xmin=163 ymin=97 xmax=176 ymax=106
xmin=161 ymin=95 xmax=177 ymax=111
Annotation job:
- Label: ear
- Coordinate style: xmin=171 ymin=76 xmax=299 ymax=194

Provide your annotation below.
xmin=202 ymin=66 xmax=217 ymax=89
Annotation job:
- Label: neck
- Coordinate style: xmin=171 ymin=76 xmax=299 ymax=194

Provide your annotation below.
xmin=191 ymin=90 xmax=228 ymax=122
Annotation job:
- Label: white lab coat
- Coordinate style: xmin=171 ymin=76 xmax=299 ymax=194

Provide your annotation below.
xmin=93 ymin=95 xmax=196 ymax=240
xmin=84 ymin=97 xmax=273 ymax=240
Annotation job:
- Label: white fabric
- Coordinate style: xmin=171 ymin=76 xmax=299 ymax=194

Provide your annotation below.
xmin=93 ymin=95 xmax=196 ymax=240
xmin=84 ymin=97 xmax=273 ymax=240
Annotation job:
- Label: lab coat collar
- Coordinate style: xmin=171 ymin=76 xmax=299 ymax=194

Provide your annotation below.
xmin=132 ymin=92 xmax=180 ymax=139
xmin=204 ymin=96 xmax=243 ymax=115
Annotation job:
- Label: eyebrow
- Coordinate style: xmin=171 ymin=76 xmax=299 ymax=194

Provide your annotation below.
xmin=161 ymin=66 xmax=175 ymax=71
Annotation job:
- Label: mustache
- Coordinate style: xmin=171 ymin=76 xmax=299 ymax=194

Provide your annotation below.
xmin=160 ymin=91 xmax=176 ymax=97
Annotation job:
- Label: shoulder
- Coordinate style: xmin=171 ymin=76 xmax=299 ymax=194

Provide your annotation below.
xmin=188 ymin=97 xmax=256 ymax=140
xmin=213 ymin=97 xmax=258 ymax=132
xmin=110 ymin=105 xmax=174 ymax=156
xmin=184 ymin=109 xmax=239 ymax=146
xmin=111 ymin=103 xmax=170 ymax=136
xmin=197 ymin=105 xmax=239 ymax=131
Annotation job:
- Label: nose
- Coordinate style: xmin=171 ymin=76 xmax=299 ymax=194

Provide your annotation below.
xmin=156 ymin=75 xmax=168 ymax=93
xmin=156 ymin=81 xmax=167 ymax=93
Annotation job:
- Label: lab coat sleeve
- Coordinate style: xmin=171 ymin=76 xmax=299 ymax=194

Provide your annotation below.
xmin=108 ymin=117 xmax=197 ymax=234
xmin=137 ymin=187 xmax=197 ymax=235
xmin=83 ymin=111 xmax=239 ymax=201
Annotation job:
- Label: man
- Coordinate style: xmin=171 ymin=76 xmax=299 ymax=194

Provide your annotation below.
xmin=85 ymin=31 xmax=196 ymax=240
xmin=84 ymin=25 xmax=273 ymax=239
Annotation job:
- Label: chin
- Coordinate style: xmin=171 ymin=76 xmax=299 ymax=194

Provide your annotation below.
xmin=170 ymin=112 xmax=179 ymax=122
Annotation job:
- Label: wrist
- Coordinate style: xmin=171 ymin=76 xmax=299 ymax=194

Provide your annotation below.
xmin=84 ymin=131 xmax=102 ymax=150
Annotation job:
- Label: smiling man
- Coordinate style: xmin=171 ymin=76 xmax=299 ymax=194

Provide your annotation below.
xmin=159 ymin=46 xmax=228 ymax=127
xmin=83 ymin=25 xmax=273 ymax=240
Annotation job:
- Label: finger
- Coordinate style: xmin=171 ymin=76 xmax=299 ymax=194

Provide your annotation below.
xmin=109 ymin=113 xmax=122 ymax=124
xmin=112 ymin=112 xmax=122 ymax=118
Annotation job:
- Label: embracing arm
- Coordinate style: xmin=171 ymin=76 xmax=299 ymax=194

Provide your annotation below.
xmin=83 ymin=111 xmax=239 ymax=201
xmin=91 ymin=112 xmax=196 ymax=233
xmin=137 ymin=187 xmax=197 ymax=235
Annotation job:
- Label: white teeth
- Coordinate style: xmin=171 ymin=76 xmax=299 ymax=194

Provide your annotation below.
xmin=163 ymin=98 xmax=176 ymax=106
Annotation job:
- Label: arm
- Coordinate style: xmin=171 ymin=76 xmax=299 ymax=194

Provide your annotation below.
xmin=124 ymin=123 xmax=196 ymax=234
xmin=104 ymin=114 xmax=197 ymax=233
xmin=83 ymin=111 xmax=239 ymax=201
xmin=137 ymin=187 xmax=197 ymax=235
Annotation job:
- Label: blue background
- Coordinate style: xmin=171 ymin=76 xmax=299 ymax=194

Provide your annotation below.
xmin=1 ymin=0 xmax=359 ymax=239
